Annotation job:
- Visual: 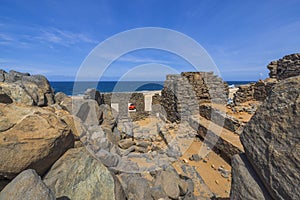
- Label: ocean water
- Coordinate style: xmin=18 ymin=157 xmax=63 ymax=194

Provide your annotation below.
xmin=50 ymin=81 xmax=254 ymax=96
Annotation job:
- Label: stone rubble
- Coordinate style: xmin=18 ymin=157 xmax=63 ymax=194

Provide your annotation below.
xmin=1 ymin=54 xmax=299 ymax=200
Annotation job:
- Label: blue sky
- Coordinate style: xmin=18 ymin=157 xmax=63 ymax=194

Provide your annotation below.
xmin=0 ymin=0 xmax=300 ymax=81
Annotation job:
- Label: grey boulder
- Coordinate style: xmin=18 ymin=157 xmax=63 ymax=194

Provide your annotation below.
xmin=240 ymin=76 xmax=300 ymax=199
xmin=0 ymin=169 xmax=55 ymax=200
xmin=43 ymin=147 xmax=125 ymax=200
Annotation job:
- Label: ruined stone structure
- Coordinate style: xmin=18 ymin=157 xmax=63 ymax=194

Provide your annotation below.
xmin=233 ymin=80 xmax=276 ymax=105
xmin=267 ymin=53 xmax=300 ymax=80
xmin=233 ymin=53 xmax=300 ymax=104
xmin=101 ymin=92 xmax=161 ymax=121
xmin=233 ymin=83 xmax=255 ymax=105
xmin=161 ymin=72 xmax=228 ymax=122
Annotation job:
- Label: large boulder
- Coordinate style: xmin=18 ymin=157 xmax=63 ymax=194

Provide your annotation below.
xmin=0 ymin=82 xmax=34 ymax=105
xmin=0 ymin=169 xmax=55 ymax=200
xmin=74 ymin=99 xmax=101 ymax=126
xmin=240 ymin=75 xmax=300 ymax=199
xmin=43 ymin=147 xmax=125 ymax=200
xmin=0 ymin=103 xmax=74 ymax=179
xmin=0 ymin=70 xmax=54 ymax=106
xmin=230 ymin=154 xmax=272 ymax=200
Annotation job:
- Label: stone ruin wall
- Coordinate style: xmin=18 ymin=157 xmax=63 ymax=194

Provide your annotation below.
xmin=161 ymin=72 xmax=229 ymax=123
xmin=233 ymin=53 xmax=300 ymax=105
xmin=181 ymin=72 xmax=229 ymax=104
xmin=268 ymin=53 xmax=300 ymax=80
xmin=233 ymin=81 xmax=276 ymax=105
xmin=101 ymin=92 xmax=147 ymax=121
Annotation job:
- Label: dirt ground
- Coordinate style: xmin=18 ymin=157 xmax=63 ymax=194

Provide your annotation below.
xmin=135 ymin=116 xmax=232 ymax=198
xmin=181 ymin=140 xmax=231 ymax=197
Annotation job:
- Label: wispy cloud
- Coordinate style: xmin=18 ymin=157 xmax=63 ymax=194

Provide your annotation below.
xmin=95 ymin=52 xmax=178 ymax=65
xmin=36 ymin=28 xmax=99 ymax=46
xmin=0 ymin=33 xmax=14 ymax=41
xmin=0 ymin=22 xmax=99 ymax=48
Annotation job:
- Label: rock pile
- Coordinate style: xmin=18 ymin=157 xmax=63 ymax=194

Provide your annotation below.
xmin=0 ymin=70 xmax=54 ymax=106
xmin=43 ymin=147 xmax=125 ymax=200
xmin=230 ymin=75 xmax=300 ymax=199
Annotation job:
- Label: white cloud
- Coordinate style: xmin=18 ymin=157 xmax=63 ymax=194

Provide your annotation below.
xmin=0 ymin=22 xmax=99 ymax=48
xmin=36 ymin=28 xmax=99 ymax=46
xmin=96 ymin=52 xmax=174 ymax=64
xmin=0 ymin=33 xmax=14 ymax=41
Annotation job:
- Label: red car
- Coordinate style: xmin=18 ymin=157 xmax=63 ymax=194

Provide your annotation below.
xmin=129 ymin=103 xmax=136 ymax=110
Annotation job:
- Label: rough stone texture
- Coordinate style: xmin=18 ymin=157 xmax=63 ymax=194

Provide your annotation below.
xmin=240 ymin=76 xmax=300 ymax=200
xmin=102 ymin=93 xmax=112 ymax=105
xmin=161 ymin=72 xmax=228 ymax=122
xmin=0 ymin=70 xmax=5 ymax=82
xmin=150 ymin=186 xmax=169 ymax=200
xmin=180 ymin=165 xmax=211 ymax=199
xmin=181 ymin=72 xmax=229 ymax=104
xmin=230 ymin=154 xmax=272 ymax=200
xmin=152 ymin=93 xmax=161 ymax=105
xmin=154 ymin=169 xmax=190 ymax=199
xmin=54 ymin=92 xmax=69 ymax=105
xmin=189 ymin=116 xmax=243 ymax=164
xmin=267 ymin=53 xmax=300 ymax=80
xmin=60 ymin=114 xmax=86 ymax=140
xmin=102 ymin=92 xmax=149 ymax=121
xmin=199 ymin=104 xmax=241 ymax=132
xmin=59 ymin=95 xmax=72 ymax=112
xmin=43 ymin=147 xmax=125 ymax=200
xmin=99 ymin=104 xmax=116 ymax=128
xmin=75 ymin=99 xmax=101 ymax=126
xmin=0 ymin=82 xmax=35 ymax=105
xmin=129 ymin=92 xmax=149 ymax=121
xmin=0 ymin=103 xmax=74 ymax=180
xmin=253 ymin=80 xmax=268 ymax=101
xmin=118 ymin=138 xmax=135 ymax=149
xmin=0 ymin=69 xmax=54 ymax=106
xmin=0 ymin=169 xmax=55 ymax=200
xmin=118 ymin=173 xmax=152 ymax=200
xmin=233 ymin=54 xmax=300 ymax=104
xmin=233 ymin=80 xmax=277 ymax=105
xmin=233 ymin=83 xmax=255 ymax=105
xmin=84 ymin=88 xmax=101 ymax=105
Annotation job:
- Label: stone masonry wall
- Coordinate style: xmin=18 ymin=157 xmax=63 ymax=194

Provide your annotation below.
xmin=233 ymin=84 xmax=255 ymax=105
xmin=101 ymin=92 xmax=146 ymax=121
xmin=233 ymin=80 xmax=277 ymax=105
xmin=161 ymin=72 xmax=228 ymax=123
xmin=267 ymin=53 xmax=300 ymax=80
